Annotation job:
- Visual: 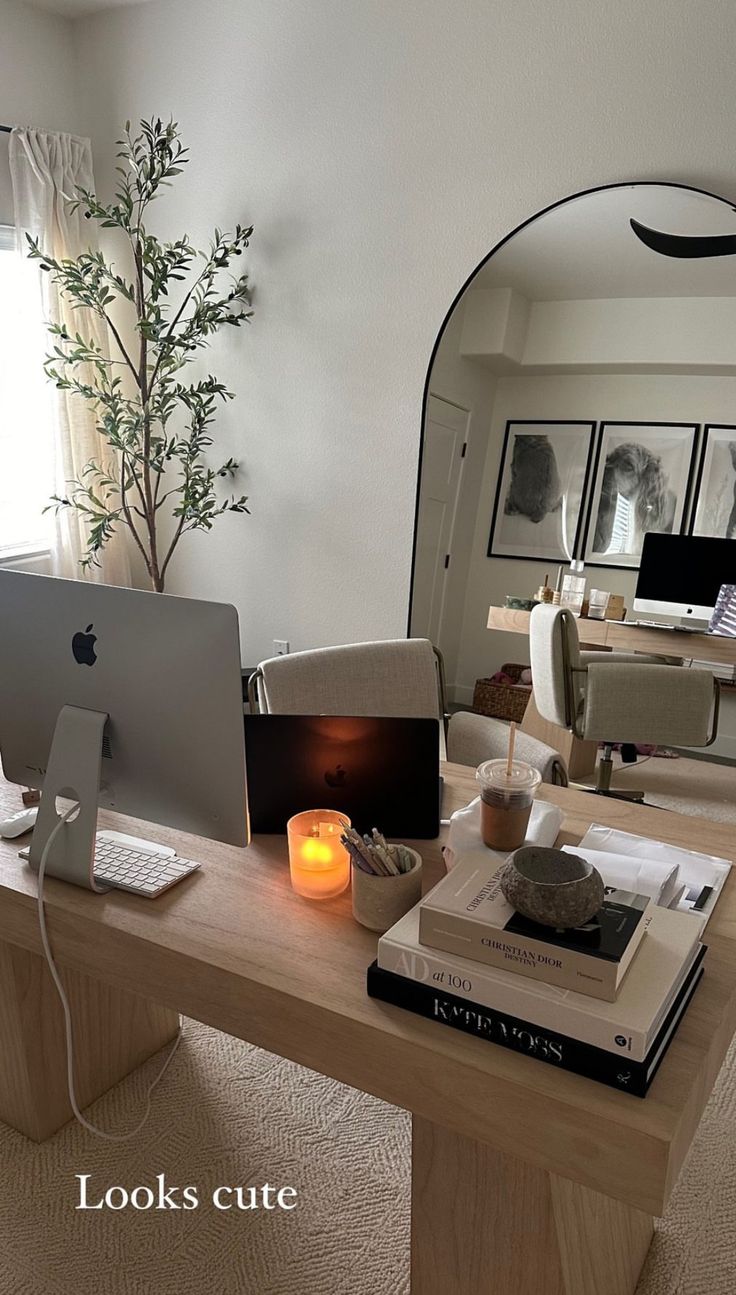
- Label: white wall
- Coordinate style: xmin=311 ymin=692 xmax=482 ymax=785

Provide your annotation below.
xmin=63 ymin=0 xmax=736 ymax=668
xmin=524 ymin=298 xmax=736 ymax=371
xmin=0 ymin=0 xmax=82 ymax=223
xmin=454 ymin=372 xmax=736 ymax=756
xmin=460 ymin=290 xmax=736 ymax=373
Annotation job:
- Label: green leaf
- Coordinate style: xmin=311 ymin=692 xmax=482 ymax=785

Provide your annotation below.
xmin=34 ymin=115 xmax=255 ymax=579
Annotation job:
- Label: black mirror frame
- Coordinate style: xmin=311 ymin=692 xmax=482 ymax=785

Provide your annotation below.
xmin=407 ymin=179 xmax=736 ymax=634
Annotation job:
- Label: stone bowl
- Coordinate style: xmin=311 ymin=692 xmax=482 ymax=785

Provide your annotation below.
xmin=499 ymin=846 xmax=604 ymax=929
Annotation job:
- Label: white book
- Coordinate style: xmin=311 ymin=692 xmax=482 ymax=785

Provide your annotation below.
xmin=418 ymin=853 xmax=651 ymax=999
xmin=379 ymin=903 xmax=702 ymax=1061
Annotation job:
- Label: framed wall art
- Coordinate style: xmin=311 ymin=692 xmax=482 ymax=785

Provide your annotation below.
xmin=582 ymin=421 xmax=699 ymax=569
xmin=689 ymin=425 xmax=736 ymax=540
xmin=487 ymin=420 xmax=596 ymax=562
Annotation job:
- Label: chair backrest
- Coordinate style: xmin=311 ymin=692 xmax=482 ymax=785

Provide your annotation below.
xmin=251 ymin=638 xmax=445 ymax=722
xmin=447 ymin=710 xmax=568 ymax=785
xmin=529 ymin=604 xmax=581 ymax=729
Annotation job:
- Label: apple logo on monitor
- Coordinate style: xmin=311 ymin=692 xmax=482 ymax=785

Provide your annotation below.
xmin=324 ymin=764 xmax=348 ymax=789
xmin=72 ymin=623 xmax=97 ymax=667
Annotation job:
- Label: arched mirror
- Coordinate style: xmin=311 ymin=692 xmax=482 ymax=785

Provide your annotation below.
xmin=409 ymin=182 xmax=736 ymax=712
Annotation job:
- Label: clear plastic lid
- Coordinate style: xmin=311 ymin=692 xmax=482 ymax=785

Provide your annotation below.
xmin=476 ymin=758 xmax=542 ymax=797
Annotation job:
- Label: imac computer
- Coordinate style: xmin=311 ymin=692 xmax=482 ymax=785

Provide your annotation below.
xmin=633 ymin=534 xmax=736 ymax=626
xmin=0 ymin=570 xmax=249 ymax=892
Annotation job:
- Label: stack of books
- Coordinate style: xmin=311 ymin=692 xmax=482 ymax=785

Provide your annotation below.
xmin=367 ymin=848 xmax=708 ymax=1097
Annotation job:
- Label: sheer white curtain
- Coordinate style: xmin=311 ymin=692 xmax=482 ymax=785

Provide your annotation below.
xmin=9 ymin=128 xmax=130 ymax=585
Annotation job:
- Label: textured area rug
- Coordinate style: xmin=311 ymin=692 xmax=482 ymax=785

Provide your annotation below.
xmin=0 ymin=1017 xmax=735 ymax=1294
xmin=0 ymin=1023 xmax=410 ymax=1295
xmin=588 ymin=753 xmax=736 ymax=825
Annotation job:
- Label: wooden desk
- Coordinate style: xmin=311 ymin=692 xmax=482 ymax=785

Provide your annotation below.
xmin=1 ymin=769 xmax=735 ymax=1295
xmin=487 ymin=605 xmax=736 ymax=777
xmin=487 ymin=604 xmax=736 ymax=664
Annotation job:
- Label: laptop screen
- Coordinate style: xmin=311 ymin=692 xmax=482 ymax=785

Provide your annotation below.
xmin=244 ymin=714 xmax=441 ymax=838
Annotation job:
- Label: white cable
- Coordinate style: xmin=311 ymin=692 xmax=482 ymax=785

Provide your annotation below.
xmin=36 ymin=801 xmax=183 ymax=1141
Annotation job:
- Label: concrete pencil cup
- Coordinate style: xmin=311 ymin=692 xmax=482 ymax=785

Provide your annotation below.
xmin=351 ymin=849 xmax=423 ymax=933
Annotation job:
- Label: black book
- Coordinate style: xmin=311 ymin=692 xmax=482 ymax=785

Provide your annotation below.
xmin=505 ymin=889 xmax=648 ymax=961
xmin=366 ymin=947 xmax=705 ymax=1097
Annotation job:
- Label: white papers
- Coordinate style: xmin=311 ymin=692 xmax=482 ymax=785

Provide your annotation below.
xmin=444 ymin=796 xmax=563 ymax=872
xmin=577 ymin=824 xmax=732 ymax=928
xmin=560 ymin=845 xmax=681 ymax=907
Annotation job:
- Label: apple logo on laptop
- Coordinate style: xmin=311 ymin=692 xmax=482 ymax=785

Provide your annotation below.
xmin=324 ymin=764 xmax=348 ymax=789
xmin=72 ymin=623 xmax=97 ymax=666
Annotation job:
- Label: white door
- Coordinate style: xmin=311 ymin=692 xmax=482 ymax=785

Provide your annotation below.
xmin=412 ymin=395 xmax=470 ymax=644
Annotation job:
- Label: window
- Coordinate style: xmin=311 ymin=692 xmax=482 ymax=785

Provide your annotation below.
xmin=0 ymin=225 xmax=54 ymax=558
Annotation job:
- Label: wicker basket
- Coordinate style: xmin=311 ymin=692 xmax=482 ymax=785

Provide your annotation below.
xmin=472 ymin=662 xmax=531 ymax=724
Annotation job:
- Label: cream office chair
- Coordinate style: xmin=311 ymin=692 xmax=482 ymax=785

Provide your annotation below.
xmin=446 ymin=711 xmax=567 ymax=786
xmin=529 ymin=604 xmax=719 ymax=801
xmin=248 ymin=638 xmax=567 ymax=785
xmin=248 ymin=639 xmax=448 ymax=735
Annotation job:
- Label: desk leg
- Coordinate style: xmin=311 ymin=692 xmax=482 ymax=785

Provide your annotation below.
xmin=0 ymin=939 xmax=179 ymax=1142
xmin=411 ymin=1118 xmax=653 ymax=1295
xmin=521 ymin=692 xmax=599 ymax=780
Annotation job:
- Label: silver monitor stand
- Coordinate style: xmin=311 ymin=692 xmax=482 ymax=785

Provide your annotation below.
xmin=29 ymin=705 xmax=111 ymax=892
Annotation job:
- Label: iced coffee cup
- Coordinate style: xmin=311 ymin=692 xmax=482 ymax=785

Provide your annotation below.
xmin=476 ymin=759 xmax=542 ymax=851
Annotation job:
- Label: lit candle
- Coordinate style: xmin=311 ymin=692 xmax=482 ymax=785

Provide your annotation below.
xmin=287 ymin=809 xmax=351 ymax=900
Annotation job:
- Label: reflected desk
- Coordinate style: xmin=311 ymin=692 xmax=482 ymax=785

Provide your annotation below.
xmin=487 ymin=605 xmax=736 ymax=777
xmin=1 ymin=767 xmax=736 ymax=1294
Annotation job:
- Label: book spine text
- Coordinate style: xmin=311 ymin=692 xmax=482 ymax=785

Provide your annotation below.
xmin=418 ymin=910 xmax=622 ymax=1000
xmin=368 ymin=964 xmax=648 ymax=1094
xmin=377 ymin=940 xmax=647 ymax=1059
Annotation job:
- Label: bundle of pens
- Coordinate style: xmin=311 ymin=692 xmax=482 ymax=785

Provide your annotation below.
xmin=341 ymin=826 xmax=415 ymax=876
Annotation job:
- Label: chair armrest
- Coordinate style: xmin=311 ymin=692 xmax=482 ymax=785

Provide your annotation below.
xmin=579 ymin=651 xmax=665 ymax=667
xmin=247 ymin=669 xmax=263 ymax=713
xmin=447 ymin=712 xmax=568 ymax=785
xmin=582 ymin=663 xmax=718 ymax=746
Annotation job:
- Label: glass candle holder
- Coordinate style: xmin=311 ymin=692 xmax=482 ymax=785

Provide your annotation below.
xmin=286 ymin=809 xmax=351 ymax=900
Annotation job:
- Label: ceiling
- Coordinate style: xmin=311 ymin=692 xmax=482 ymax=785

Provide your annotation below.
xmin=475 ymin=185 xmax=736 ymax=300
xmin=23 ymin=0 xmax=152 ymax=18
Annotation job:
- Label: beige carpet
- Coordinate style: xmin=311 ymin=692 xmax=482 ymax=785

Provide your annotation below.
xmin=2 ymin=758 xmax=736 ymax=1294
xmin=586 ymin=751 xmax=736 ymax=824
xmin=0 ymin=1018 xmax=735 ymax=1295
xmin=0 ymin=1025 xmax=411 ymax=1295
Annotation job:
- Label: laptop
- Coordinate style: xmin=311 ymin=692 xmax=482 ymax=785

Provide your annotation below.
xmin=244 ymin=715 xmax=441 ymax=837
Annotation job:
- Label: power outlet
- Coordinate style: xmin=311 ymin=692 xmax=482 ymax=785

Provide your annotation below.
xmin=273 ymin=639 xmax=290 ymax=656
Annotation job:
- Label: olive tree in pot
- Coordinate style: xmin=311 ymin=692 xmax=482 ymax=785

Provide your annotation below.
xmin=28 ymin=117 xmax=252 ymax=591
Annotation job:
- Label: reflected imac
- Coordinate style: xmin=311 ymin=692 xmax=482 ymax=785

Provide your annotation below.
xmin=0 ymin=571 xmax=249 ymax=891
xmin=633 ymin=534 xmax=736 ymax=627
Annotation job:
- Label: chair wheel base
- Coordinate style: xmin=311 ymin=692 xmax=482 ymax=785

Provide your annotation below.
xmin=569 ymin=781 xmax=646 ymax=805
xmin=591 ymin=787 xmax=645 ymax=804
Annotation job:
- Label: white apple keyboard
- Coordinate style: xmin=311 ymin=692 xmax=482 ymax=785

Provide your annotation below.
xmin=18 ymin=829 xmax=201 ymax=898
xmin=93 ymin=831 xmax=201 ymax=896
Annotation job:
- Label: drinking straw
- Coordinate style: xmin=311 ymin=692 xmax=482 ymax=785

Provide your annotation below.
xmin=505 ymin=721 xmax=517 ymax=807
xmin=506 ymin=721 xmax=516 ymax=778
